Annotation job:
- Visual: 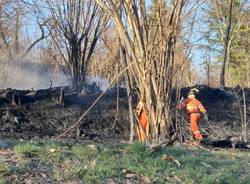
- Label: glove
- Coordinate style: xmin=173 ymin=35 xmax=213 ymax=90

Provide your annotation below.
xmin=203 ymin=113 xmax=209 ymax=121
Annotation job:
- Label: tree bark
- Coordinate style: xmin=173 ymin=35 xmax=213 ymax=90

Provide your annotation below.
xmin=220 ymin=0 xmax=233 ymax=88
xmin=120 ymin=46 xmax=135 ymax=142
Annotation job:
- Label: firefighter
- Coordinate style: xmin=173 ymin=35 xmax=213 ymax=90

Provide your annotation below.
xmin=178 ymin=88 xmax=208 ymax=142
xmin=135 ymin=101 xmax=148 ymax=143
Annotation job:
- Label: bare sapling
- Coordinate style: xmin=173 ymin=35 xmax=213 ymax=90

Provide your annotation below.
xmin=233 ymin=86 xmax=248 ymax=142
xmin=95 ymin=0 xmax=187 ymax=142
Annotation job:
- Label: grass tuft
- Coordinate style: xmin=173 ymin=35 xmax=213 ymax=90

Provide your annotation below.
xmin=13 ymin=143 xmax=40 ymax=159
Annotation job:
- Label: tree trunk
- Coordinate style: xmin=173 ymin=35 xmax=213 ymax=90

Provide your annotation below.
xmin=220 ymin=0 xmax=233 ymax=87
xmin=14 ymin=9 xmax=19 ymax=56
xmin=120 ymin=46 xmax=135 ymax=142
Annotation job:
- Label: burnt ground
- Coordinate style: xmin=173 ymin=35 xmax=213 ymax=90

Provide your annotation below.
xmin=0 ymin=90 xmax=130 ymax=142
xmin=0 ymin=85 xmax=249 ymax=146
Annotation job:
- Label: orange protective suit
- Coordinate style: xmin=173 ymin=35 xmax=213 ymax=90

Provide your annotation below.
xmin=178 ymin=96 xmax=206 ymax=141
xmin=137 ymin=109 xmax=148 ymax=142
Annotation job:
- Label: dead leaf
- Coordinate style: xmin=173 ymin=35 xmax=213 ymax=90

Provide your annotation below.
xmin=49 ymin=148 xmax=56 ymax=153
xmin=162 ymin=154 xmax=181 ymax=167
xmin=91 ymin=159 xmax=96 ymax=168
xmin=125 ymin=173 xmax=137 ymax=178
xmin=41 ymin=173 xmax=47 ymax=178
xmin=87 ymin=144 xmax=97 ymax=151
xmin=140 ymin=174 xmax=151 ymax=184
xmin=173 ymin=175 xmax=182 ymax=182
xmin=122 ymin=169 xmax=137 ymax=178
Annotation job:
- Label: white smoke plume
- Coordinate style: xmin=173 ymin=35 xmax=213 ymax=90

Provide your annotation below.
xmin=85 ymin=75 xmax=108 ymax=92
xmin=0 ymin=62 xmax=109 ymax=91
xmin=0 ymin=63 xmax=68 ymax=90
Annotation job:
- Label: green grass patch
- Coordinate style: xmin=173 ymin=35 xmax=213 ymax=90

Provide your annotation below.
xmin=0 ymin=178 xmax=7 ymax=184
xmin=71 ymin=144 xmax=97 ymax=160
xmin=0 ymin=162 xmax=10 ymax=184
xmin=3 ymin=140 xmax=250 ymax=184
xmin=0 ymin=164 xmax=9 ymax=176
xmin=13 ymin=143 xmax=41 ymax=160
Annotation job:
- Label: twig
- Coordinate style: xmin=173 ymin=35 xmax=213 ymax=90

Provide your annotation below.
xmin=233 ymin=87 xmax=248 ymax=141
xmin=3 ymin=104 xmax=9 ymax=129
xmin=162 ymin=154 xmax=181 ymax=167
xmin=185 ymin=140 xmax=213 ymax=152
xmin=204 ymin=119 xmax=225 ymax=139
xmin=111 ymin=66 xmax=120 ymax=130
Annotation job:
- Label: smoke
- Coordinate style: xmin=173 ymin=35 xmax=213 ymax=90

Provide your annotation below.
xmin=0 ymin=62 xmax=68 ymax=90
xmin=0 ymin=62 xmax=109 ymax=91
xmin=85 ymin=75 xmax=108 ymax=92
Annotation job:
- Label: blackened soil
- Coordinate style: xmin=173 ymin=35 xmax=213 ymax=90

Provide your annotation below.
xmin=0 ymin=85 xmax=249 ymax=144
xmin=0 ymin=92 xmax=130 ymax=142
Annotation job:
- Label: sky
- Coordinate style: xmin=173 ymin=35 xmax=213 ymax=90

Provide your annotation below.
xmin=22 ymin=0 xmax=207 ymax=71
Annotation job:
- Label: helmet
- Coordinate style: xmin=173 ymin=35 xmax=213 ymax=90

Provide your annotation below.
xmin=188 ymin=88 xmax=199 ymax=97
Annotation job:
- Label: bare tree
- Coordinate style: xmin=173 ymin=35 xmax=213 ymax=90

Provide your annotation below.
xmin=0 ymin=0 xmax=14 ymax=61
xmin=203 ymin=57 xmax=212 ymax=87
xmin=233 ymin=87 xmax=248 ymax=142
xmin=220 ymin=0 xmax=233 ymax=87
xmin=0 ymin=0 xmax=49 ymax=62
xmin=95 ymin=0 xmax=187 ymax=142
xmin=37 ymin=0 xmax=109 ymax=91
